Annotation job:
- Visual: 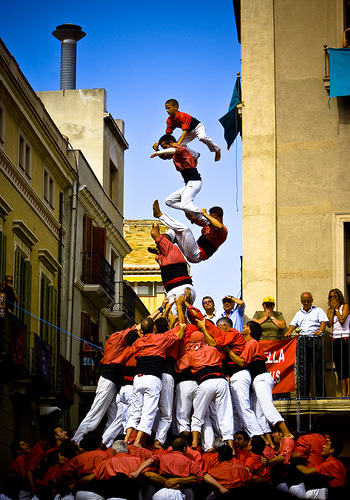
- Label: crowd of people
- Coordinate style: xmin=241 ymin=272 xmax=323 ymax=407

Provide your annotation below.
xmin=1 ymin=99 xmax=350 ymax=499
xmin=1 ymin=291 xmax=348 ymax=500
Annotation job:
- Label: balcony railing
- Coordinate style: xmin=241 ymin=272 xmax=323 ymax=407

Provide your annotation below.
xmin=1 ymin=312 xmax=74 ymax=406
xmin=82 ymin=251 xmax=115 ymax=300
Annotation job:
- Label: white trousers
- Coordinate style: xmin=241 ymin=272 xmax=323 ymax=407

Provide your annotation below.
xmin=181 ymin=122 xmax=220 ymax=153
xmin=251 ymin=372 xmax=283 ymax=432
xmin=127 ymin=374 xmax=162 ymax=435
xmin=229 ymin=369 xmax=263 ymax=437
xmin=155 ymin=373 xmax=175 ymax=445
xmin=159 ymin=213 xmax=202 ymax=264
xmin=174 ymin=380 xmax=198 ymax=434
xmin=201 ymin=402 xmax=221 ymax=452
xmin=75 ymin=492 xmax=105 ymax=500
xmin=153 ymin=490 xmax=185 ymax=500
xmin=166 ymin=284 xmax=196 ymax=317
xmin=191 ymin=378 xmax=233 ymax=440
xmin=73 ymin=375 xmax=118 ymax=445
xmin=165 ymin=180 xmax=203 ymax=220
xmin=103 ymin=384 xmax=133 ymax=447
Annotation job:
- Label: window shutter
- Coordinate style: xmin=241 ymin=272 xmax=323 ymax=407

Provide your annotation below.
xmin=40 ymin=274 xmax=49 ymax=340
xmin=22 ymin=260 xmax=32 ymax=330
xmin=83 ymin=214 xmax=93 ymax=283
xmin=81 ymin=311 xmax=91 ymax=341
xmin=0 ymin=231 xmax=7 ymax=281
xmin=14 ymin=248 xmax=22 ymax=319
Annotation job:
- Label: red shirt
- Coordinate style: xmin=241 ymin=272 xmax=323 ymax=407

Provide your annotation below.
xmin=101 ymin=328 xmax=134 ymax=366
xmin=278 ymin=437 xmax=295 ymax=465
xmin=235 ymin=447 xmax=250 ymax=465
xmin=61 ymin=449 xmax=108 ymax=478
xmin=208 ymin=461 xmax=250 ymax=489
xmin=133 ymin=332 xmax=178 ymax=360
xmin=7 ymin=455 xmax=27 ymax=479
xmin=315 ymin=456 xmax=347 ymax=487
xmin=195 ymin=221 xmax=228 ymax=261
xmin=240 ymin=338 xmax=267 ymax=366
xmin=128 ymin=444 xmax=153 ymax=461
xmin=37 ymin=464 xmax=61 ymax=486
xmin=156 ymin=235 xmax=187 ymax=267
xmin=214 ymin=328 xmax=245 ymax=356
xmin=166 ymin=446 xmax=202 ymax=464
xmin=166 ymin=111 xmax=193 ymax=133
xmin=94 ymin=453 xmax=142 ymax=480
xmin=245 ymin=452 xmax=270 ymax=481
xmin=202 ymin=452 xmax=219 ymax=472
xmin=176 ymin=344 xmax=223 ymax=374
xmin=294 ymin=433 xmax=327 ymax=468
xmin=26 ymin=442 xmax=47 ymax=472
xmin=152 ymin=451 xmax=205 ymax=481
xmin=172 ymin=145 xmax=196 ymax=171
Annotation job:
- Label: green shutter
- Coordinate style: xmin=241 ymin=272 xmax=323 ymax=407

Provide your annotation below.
xmin=51 ymin=287 xmax=58 ymax=388
xmin=14 ymin=248 xmax=22 ymax=320
xmin=0 ymin=232 xmax=7 ymax=281
xmin=22 ymin=260 xmax=32 ymax=330
xmin=40 ymin=275 xmax=49 ymax=340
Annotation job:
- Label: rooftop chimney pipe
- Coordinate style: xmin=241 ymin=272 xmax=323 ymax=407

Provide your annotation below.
xmin=52 ymin=23 xmax=86 ymax=90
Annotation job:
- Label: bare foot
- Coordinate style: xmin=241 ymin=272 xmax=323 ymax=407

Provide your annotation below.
xmin=153 ymin=200 xmax=162 ymax=218
xmin=147 ymin=247 xmax=159 ymax=255
xmin=214 ymin=148 xmax=221 ymax=162
xmin=153 ymin=440 xmax=163 ymax=450
xmin=133 ymin=441 xmax=142 ymax=448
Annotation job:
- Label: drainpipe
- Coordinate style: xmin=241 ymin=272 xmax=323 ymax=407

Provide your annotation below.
xmin=66 ymin=175 xmax=78 ymax=361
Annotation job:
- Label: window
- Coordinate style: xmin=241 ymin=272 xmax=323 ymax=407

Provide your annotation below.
xmin=131 ymin=282 xmax=165 ymax=297
xmin=18 ymin=130 xmax=32 ymax=179
xmin=43 ymin=167 xmax=55 ymax=209
xmin=109 ymin=159 xmax=119 ymax=205
xmin=14 ymin=247 xmax=32 ymax=329
xmin=138 ymin=283 xmax=154 ymax=296
xmin=80 ymin=312 xmax=99 ymax=385
xmin=346 ymin=0 xmax=350 ymax=29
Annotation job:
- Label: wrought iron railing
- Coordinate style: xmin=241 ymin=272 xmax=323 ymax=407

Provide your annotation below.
xmin=82 ymin=251 xmax=115 ymax=299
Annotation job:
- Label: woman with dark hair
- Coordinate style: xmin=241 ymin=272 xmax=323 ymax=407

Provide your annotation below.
xmin=327 ymin=288 xmax=350 ymax=397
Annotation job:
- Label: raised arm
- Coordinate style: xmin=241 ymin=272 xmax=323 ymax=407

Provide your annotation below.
xmin=200 ymin=209 xmax=224 ymax=230
xmin=196 ymin=319 xmax=217 ymax=347
xmin=150 ymin=147 xmax=177 ymax=158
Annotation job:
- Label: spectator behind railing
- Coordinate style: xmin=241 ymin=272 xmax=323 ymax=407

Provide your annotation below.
xmin=327 ymin=289 xmax=350 ymax=398
xmin=285 ymin=292 xmax=328 ymax=398
xmin=252 ymin=296 xmax=286 ymax=340
xmin=1 ymin=275 xmax=20 ymax=313
xmin=342 ymin=28 xmax=350 ymax=48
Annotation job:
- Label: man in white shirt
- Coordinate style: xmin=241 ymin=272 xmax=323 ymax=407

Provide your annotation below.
xmin=285 ymin=292 xmax=328 ymax=397
xmin=202 ymin=296 xmax=223 ymax=322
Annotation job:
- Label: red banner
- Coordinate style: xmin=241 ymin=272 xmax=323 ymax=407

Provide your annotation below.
xmin=260 ymin=338 xmax=297 ymax=393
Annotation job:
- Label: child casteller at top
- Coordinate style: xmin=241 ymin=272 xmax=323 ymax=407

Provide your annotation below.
xmin=153 ymin=99 xmax=221 ymax=162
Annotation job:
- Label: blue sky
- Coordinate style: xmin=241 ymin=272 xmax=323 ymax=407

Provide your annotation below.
xmin=1 ymin=0 xmax=243 ymax=309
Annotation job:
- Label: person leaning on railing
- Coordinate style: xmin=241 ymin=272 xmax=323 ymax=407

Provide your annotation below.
xmin=327 ymin=288 xmax=350 ymax=398
xmin=252 ymin=296 xmax=286 ymax=340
